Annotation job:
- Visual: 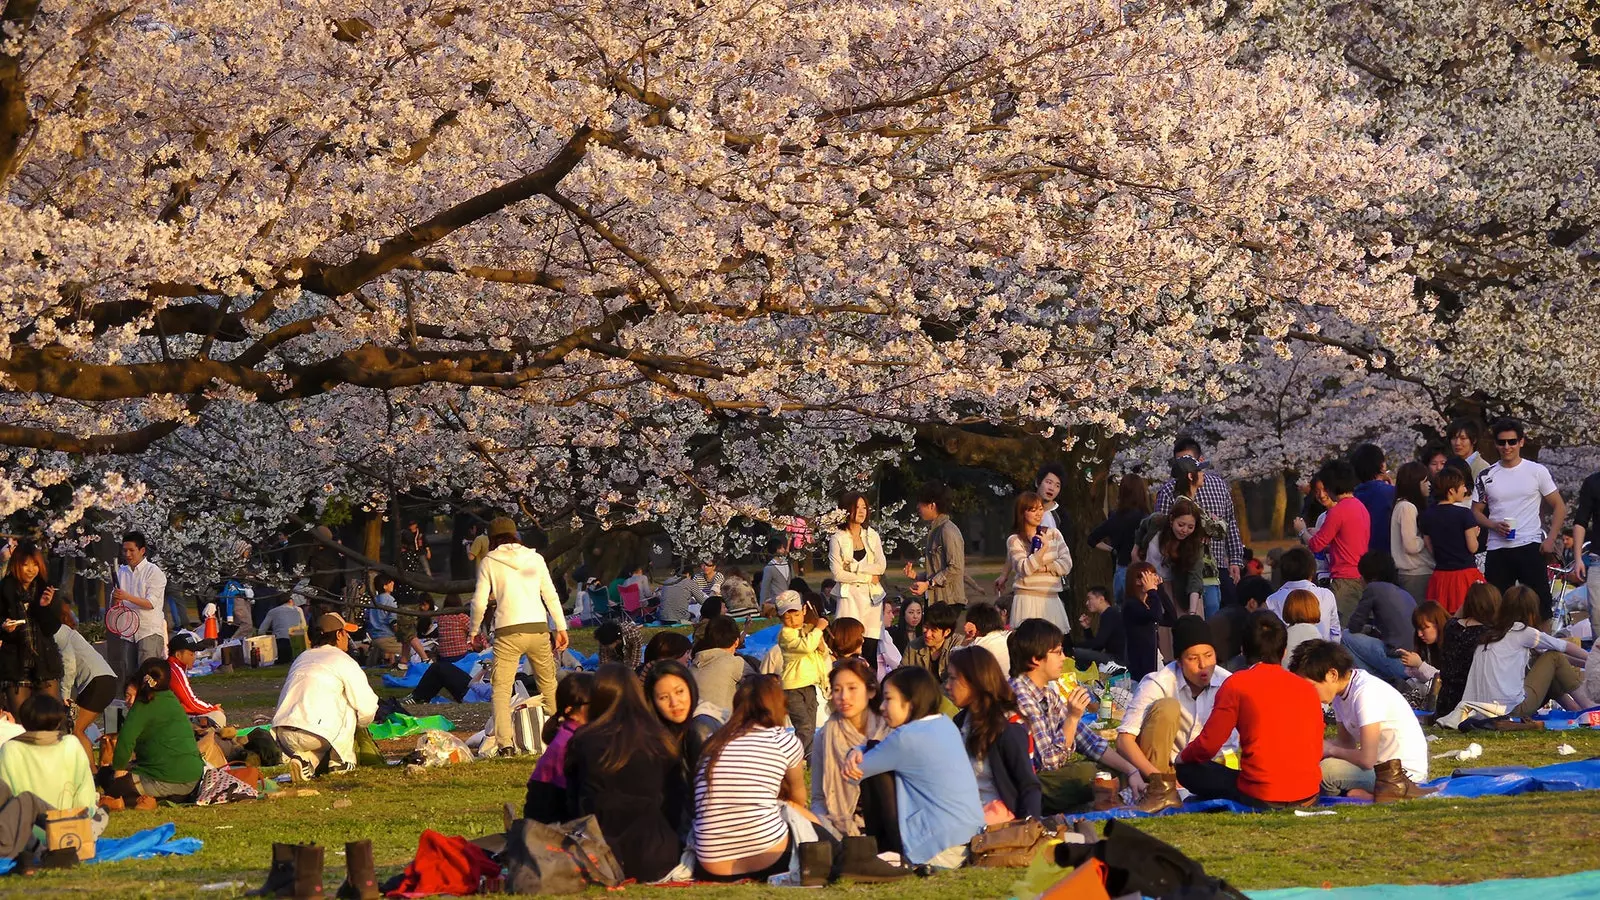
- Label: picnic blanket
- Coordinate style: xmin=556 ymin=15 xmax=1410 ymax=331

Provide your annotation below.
xmin=1074 ymin=758 xmax=1600 ymax=822
xmin=1531 ymin=706 xmax=1600 ymax=731
xmin=368 ymin=712 xmax=457 ymax=741
xmin=1252 ymin=869 xmax=1600 ymax=900
xmin=381 ymin=652 xmax=486 ymax=689
xmin=0 ymin=823 xmax=201 ymax=874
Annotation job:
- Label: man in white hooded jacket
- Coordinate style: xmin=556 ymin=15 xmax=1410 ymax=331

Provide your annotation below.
xmin=272 ymin=612 xmax=378 ymax=781
xmin=470 ymin=517 xmax=567 ymax=755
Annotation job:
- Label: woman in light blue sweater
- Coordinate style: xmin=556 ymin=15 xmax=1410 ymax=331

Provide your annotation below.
xmin=845 ymin=666 xmax=983 ymax=868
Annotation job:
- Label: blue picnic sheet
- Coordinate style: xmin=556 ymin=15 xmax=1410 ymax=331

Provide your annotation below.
xmin=380 ymin=651 xmax=485 ymax=689
xmin=0 ymin=822 xmax=201 ymax=874
xmin=1073 ymin=758 xmax=1600 ymax=822
xmin=1252 ymin=869 xmax=1600 ymax=900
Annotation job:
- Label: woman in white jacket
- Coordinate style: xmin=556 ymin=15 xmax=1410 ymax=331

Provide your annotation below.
xmin=830 ymin=492 xmax=888 ymax=664
xmin=1000 ymin=492 xmax=1072 ymax=632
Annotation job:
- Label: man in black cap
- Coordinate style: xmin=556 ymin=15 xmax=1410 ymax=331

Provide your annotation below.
xmin=1115 ymin=615 xmax=1233 ymax=813
xmin=167 ymin=633 xmax=226 ymax=728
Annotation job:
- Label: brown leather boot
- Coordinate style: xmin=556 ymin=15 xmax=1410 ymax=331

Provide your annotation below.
xmin=1133 ymin=773 xmax=1181 ymax=813
xmin=1373 ymin=759 xmax=1437 ymax=803
xmin=337 ymin=840 xmax=379 ymax=900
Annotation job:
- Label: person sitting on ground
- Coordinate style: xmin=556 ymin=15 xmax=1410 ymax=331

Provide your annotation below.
xmin=655 ymin=565 xmax=704 ymax=625
xmin=257 ymin=591 xmax=307 ymax=664
xmin=55 ymin=614 xmax=118 ymax=762
xmin=1288 ymin=640 xmax=1433 ymax=802
xmin=962 ymin=603 xmax=1012 ymax=677
xmin=99 ymin=659 xmax=205 ymax=810
xmin=885 ymin=598 xmax=922 ymax=656
xmin=645 ymin=659 xmax=721 ymax=782
xmin=904 ymin=601 xmax=959 ymax=682
xmin=166 ymin=633 xmax=225 ymax=728
xmin=1074 ymin=586 xmax=1125 ymax=668
xmin=1430 ymin=584 xmax=1498 ymax=719
xmin=1265 ymin=547 xmax=1340 ymax=642
xmin=1121 ymin=562 xmax=1177 ymax=682
xmin=1007 ymin=618 xmax=1142 ymax=814
xmin=365 ymin=575 xmax=403 ymax=667
xmin=1175 ymin=611 xmax=1323 ymax=808
xmin=642 ymin=631 xmax=692 ymax=671
xmin=1398 ymin=600 xmax=1450 ymax=686
xmin=810 ymin=657 xmax=888 ymax=838
xmin=1343 ymin=551 xmax=1418 ymax=684
xmin=693 ymin=674 xmax=810 ymax=882
xmin=843 ymin=666 xmax=983 ymax=870
xmin=406 ymin=597 xmax=486 ymax=705
xmin=691 ymin=616 xmax=750 ymax=712
xmin=1208 ymin=582 xmax=1265 ymax=672
xmin=270 ymin=613 xmax=379 ymax=782
xmin=777 ymin=591 xmax=830 ymax=766
xmin=594 ymin=617 xmax=644 ymax=671
xmin=946 ymin=647 xmax=1042 ymax=823
xmin=721 ymin=568 xmax=760 ymax=618
xmin=1117 ymin=616 xmax=1233 ymax=813
xmin=1282 ymin=590 xmax=1325 ymax=666
xmin=1460 ymin=585 xmax=1593 ymax=718
xmin=0 ymin=694 xmax=106 ymax=842
xmin=524 ymin=672 xmax=593 ymax=823
xmin=692 ymin=597 xmax=725 ymax=646
xmin=566 ymin=664 xmax=685 ymax=884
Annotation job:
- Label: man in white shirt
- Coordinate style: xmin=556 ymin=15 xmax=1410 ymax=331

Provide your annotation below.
xmin=1263 ymin=547 xmax=1341 ymax=642
xmin=1289 ymin=639 xmax=1433 ymax=802
xmin=1472 ymin=418 xmax=1566 ymax=622
xmin=962 ymin=602 xmax=1010 ymax=676
xmin=272 ymin=613 xmax=379 ymax=782
xmin=470 ymin=517 xmax=568 ymax=755
xmin=109 ymin=531 xmax=168 ymax=684
xmin=1118 ymin=616 xmax=1233 ymax=812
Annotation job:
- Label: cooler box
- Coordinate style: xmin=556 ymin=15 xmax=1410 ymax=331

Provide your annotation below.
xmin=245 ymin=634 xmax=277 ymax=667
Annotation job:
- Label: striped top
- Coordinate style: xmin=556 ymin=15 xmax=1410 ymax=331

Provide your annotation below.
xmin=693 ymin=726 xmax=803 ymax=862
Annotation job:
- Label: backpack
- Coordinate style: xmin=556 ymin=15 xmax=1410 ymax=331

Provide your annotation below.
xmin=503 ymin=815 xmax=625 ymax=895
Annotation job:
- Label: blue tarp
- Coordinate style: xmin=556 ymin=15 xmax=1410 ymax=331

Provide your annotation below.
xmin=0 ymin=822 xmax=202 ymax=874
xmin=743 ymin=623 xmax=780 ymax=663
xmin=1252 ymin=869 xmax=1600 ymax=900
xmin=1073 ymin=759 xmax=1600 ymax=822
xmin=1531 ymin=706 xmax=1600 ymax=731
xmin=381 ymin=651 xmax=485 ymax=689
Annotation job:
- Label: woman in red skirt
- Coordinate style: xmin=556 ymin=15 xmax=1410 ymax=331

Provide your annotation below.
xmin=1419 ymin=469 xmax=1485 ymax=614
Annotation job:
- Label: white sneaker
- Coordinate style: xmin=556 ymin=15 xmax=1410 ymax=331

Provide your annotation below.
xmin=287 ymin=755 xmax=311 ymax=784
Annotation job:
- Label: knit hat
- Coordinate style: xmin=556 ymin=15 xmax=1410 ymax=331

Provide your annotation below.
xmin=1171 ymin=615 xmax=1214 ymax=660
xmin=487 ymin=516 xmax=518 ymax=539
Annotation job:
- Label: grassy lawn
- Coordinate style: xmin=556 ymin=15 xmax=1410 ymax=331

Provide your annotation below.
xmin=33 ymin=632 xmax=1600 ymax=898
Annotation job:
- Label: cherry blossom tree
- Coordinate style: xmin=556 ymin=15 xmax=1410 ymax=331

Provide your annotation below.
xmin=1 ymin=0 xmax=1438 ymax=583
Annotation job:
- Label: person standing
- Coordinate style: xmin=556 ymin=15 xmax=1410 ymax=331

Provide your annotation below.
xmin=469 ymin=517 xmax=568 ymax=752
xmin=0 ymin=543 xmax=64 ymax=714
xmin=1570 ymin=464 xmax=1600 ymax=639
xmin=830 ymin=492 xmax=888 ymax=664
xmin=1471 ymin=419 xmax=1566 ymax=623
xmin=903 ymin=482 xmax=965 ymax=606
xmin=1000 ymin=492 xmax=1072 ymax=632
xmin=1089 ymin=474 xmax=1150 ymax=606
xmin=1448 ymin=418 xmax=1490 ymax=481
xmin=1155 ymin=437 xmax=1246 ymax=609
xmin=1296 ymin=460 xmax=1370 ymax=623
xmin=1389 ymin=461 xmax=1435 ymax=604
xmin=758 ymin=540 xmax=792 ymax=610
xmin=1350 ymin=444 xmax=1396 ymax=557
xmin=109 ymin=531 xmax=167 ymax=684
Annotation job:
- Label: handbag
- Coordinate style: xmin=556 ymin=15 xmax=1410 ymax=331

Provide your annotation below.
xmin=969 ymin=817 xmax=1050 ymax=868
xmin=511 ymin=697 xmax=547 ymax=755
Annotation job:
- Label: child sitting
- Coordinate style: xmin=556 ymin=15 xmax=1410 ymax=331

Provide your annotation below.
xmin=0 ymin=693 xmax=107 ymax=865
xmin=776 ymin=591 xmax=829 ymax=767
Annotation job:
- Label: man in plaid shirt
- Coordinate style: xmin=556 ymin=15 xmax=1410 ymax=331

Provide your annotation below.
xmin=1008 ymin=619 xmax=1144 ymax=814
xmin=1155 ymin=435 xmax=1246 ymax=602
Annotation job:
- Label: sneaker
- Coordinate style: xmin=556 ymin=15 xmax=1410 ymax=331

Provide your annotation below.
xmin=287 ymin=755 xmax=312 ymax=784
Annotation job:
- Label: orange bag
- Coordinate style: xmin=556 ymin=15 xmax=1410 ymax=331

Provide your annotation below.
xmin=1037 ymin=857 xmax=1110 ymax=900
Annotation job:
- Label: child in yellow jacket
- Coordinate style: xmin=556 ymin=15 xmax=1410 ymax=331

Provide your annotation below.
xmin=776 ymin=591 xmax=829 ymax=765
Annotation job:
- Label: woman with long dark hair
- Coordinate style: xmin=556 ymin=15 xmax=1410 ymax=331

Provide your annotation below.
xmin=1390 ymin=461 xmax=1435 ymax=604
xmin=829 ymin=492 xmax=888 ymax=664
xmin=1144 ymin=498 xmax=1207 ymax=617
xmin=945 ymin=647 xmax=1041 ymax=822
xmin=644 ymin=659 xmax=721 ymax=779
xmin=524 ymin=672 xmax=593 ymax=822
xmin=1121 ymin=561 xmax=1178 ymax=681
xmin=693 ymin=674 xmax=809 ymax=881
xmin=998 ymin=491 xmax=1071 ymax=631
xmin=1091 ymin=473 xmax=1151 ymax=603
xmin=0 ymin=542 xmax=63 ymax=713
xmin=564 ymin=664 xmax=684 ymax=882
xmin=809 ymin=657 xmax=886 ymax=836
xmin=885 ymin=598 xmax=922 ymax=656
xmin=1462 ymin=586 xmax=1592 ymax=717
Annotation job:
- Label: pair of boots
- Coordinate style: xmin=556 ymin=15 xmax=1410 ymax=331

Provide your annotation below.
xmin=797 ymin=835 xmax=914 ymax=887
xmin=1373 ymin=759 xmax=1437 ymax=803
xmin=249 ymin=840 xmax=378 ymax=899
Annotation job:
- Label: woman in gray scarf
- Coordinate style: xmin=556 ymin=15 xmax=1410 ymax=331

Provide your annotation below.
xmin=808 ymin=657 xmax=888 ymax=835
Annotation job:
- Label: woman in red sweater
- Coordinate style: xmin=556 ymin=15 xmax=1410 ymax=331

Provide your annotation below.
xmin=1176 ymin=611 xmax=1323 ymax=808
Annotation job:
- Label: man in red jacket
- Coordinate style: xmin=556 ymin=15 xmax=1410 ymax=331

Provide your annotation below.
xmin=168 ymin=632 xmax=226 ymax=727
xmin=1176 ymin=611 xmax=1322 ymax=807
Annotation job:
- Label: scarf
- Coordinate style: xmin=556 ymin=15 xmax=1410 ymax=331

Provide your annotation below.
xmin=12 ymin=730 xmax=60 ymax=745
xmin=820 ymin=711 xmax=887 ymax=836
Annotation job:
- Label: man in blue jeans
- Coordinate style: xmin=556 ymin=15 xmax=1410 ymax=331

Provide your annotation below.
xmin=1341 ymin=552 xmax=1415 ymax=684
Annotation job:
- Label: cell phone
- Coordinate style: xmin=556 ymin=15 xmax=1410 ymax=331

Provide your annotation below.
xmin=1386 ymin=647 xmax=1406 ymax=658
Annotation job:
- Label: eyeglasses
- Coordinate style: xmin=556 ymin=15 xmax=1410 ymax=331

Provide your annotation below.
xmin=1495 ymin=438 xmax=1521 ymax=446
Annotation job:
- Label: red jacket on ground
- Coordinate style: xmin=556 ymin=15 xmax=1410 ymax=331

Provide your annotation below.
xmin=1178 ymin=662 xmax=1323 ymax=803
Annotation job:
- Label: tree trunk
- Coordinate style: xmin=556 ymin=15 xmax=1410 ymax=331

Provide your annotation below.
xmin=1231 ymin=480 xmax=1253 ymax=545
xmin=1269 ymin=473 xmax=1288 ymax=539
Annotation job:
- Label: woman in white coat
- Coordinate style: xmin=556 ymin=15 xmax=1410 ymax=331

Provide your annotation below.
xmin=1000 ymin=491 xmax=1072 ymax=631
xmin=830 ymin=492 xmax=888 ymax=664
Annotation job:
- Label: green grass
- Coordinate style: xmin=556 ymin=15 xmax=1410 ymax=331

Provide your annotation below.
xmin=35 ymin=631 xmax=1600 ymax=898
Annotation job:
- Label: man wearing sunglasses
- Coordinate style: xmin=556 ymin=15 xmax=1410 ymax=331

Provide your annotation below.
xmin=1471 ymin=418 xmax=1566 ymax=622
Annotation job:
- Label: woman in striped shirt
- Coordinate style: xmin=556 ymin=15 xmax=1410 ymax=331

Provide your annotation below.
xmin=693 ymin=674 xmax=810 ymax=881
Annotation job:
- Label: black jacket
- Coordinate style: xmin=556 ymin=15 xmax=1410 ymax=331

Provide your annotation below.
xmin=0 ymin=576 xmax=65 ymax=684
xmin=1080 ymin=605 xmax=1126 ymax=665
xmin=1575 ymin=471 xmax=1600 ymax=546
xmin=953 ymin=712 xmax=1041 ymax=820
xmin=1088 ymin=509 xmax=1145 ymax=568
xmin=565 ymin=729 xmax=685 ymax=884
xmin=1122 ymin=589 xmax=1177 ymax=682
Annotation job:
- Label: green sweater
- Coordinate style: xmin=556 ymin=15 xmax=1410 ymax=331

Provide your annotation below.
xmin=112 ymin=692 xmax=205 ymax=785
xmin=0 ymin=735 xmax=96 ymax=811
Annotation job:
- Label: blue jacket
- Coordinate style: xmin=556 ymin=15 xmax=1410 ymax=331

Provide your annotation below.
xmin=1353 ymin=480 xmax=1396 ymax=556
xmin=367 ymin=593 xmax=398 ymax=639
xmin=857 ymin=715 xmax=984 ymax=865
